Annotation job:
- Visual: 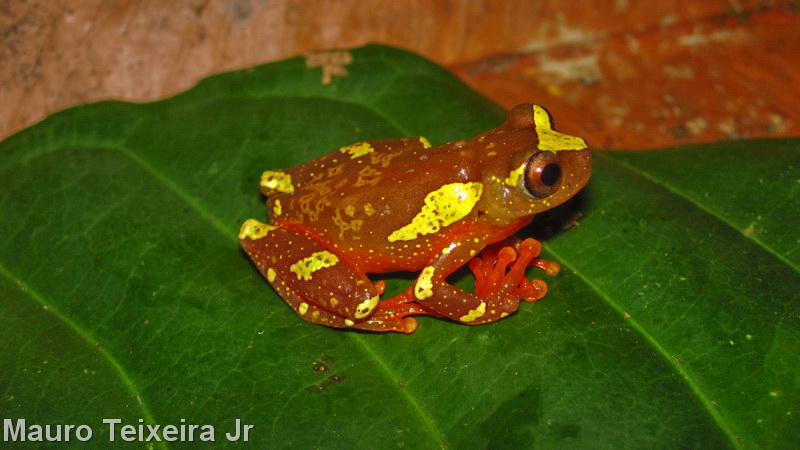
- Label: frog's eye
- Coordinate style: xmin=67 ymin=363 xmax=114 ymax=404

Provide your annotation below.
xmin=524 ymin=151 xmax=562 ymax=198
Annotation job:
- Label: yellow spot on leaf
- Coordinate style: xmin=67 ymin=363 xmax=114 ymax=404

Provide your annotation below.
xmin=414 ymin=266 xmax=435 ymax=300
xmin=344 ymin=319 xmax=355 ymax=327
xmin=266 ymin=268 xmax=276 ymax=283
xmin=388 ymin=182 xmax=483 ymax=242
xmin=532 ymin=104 xmax=588 ymax=152
xmin=355 ymin=296 xmax=379 ymax=319
xmin=299 ymin=302 xmax=309 ymax=316
xmin=261 ymin=170 xmax=295 ymax=193
xmin=239 ymin=219 xmax=277 ymax=240
xmin=273 ymin=199 xmax=282 ymax=216
xmin=290 ymin=251 xmax=340 ymax=281
xmin=500 ymin=312 xmax=509 ymax=318
xmin=339 ymin=142 xmax=374 ymax=159
xmin=459 ymin=302 xmax=487 ymax=322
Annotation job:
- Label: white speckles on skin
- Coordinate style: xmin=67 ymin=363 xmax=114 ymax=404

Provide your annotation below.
xmin=414 ymin=266 xmax=435 ymax=300
xmin=459 ymin=302 xmax=487 ymax=322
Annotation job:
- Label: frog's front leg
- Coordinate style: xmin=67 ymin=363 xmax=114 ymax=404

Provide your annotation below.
xmin=413 ymin=233 xmax=560 ymax=325
xmin=239 ymin=219 xmax=420 ymax=333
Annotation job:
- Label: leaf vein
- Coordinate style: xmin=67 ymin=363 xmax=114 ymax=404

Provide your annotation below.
xmin=0 ymin=262 xmax=168 ymax=450
xmin=544 ymin=245 xmax=741 ymax=448
xmin=597 ymin=152 xmax=798 ymax=273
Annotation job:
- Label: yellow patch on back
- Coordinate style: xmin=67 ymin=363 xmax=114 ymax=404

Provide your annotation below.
xmin=419 ymin=136 xmax=432 ymax=149
xmin=261 ymin=170 xmax=295 ymax=193
xmin=459 ymin=302 xmax=487 ymax=323
xmin=388 ymin=182 xmax=483 ymax=242
xmin=504 ymin=163 xmax=526 ymax=187
xmin=273 ymin=199 xmax=282 ymax=216
xmin=414 ymin=266 xmax=436 ymax=300
xmin=290 ymin=251 xmax=340 ymax=281
xmin=339 ymin=142 xmax=374 ymax=159
xmin=238 ymin=219 xmax=277 ymax=240
xmin=532 ymin=104 xmax=588 ymax=152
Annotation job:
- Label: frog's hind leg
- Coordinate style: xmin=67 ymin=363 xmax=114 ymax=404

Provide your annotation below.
xmin=239 ymin=219 xmax=418 ymax=333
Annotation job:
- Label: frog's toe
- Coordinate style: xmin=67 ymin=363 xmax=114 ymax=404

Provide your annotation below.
xmin=354 ymin=316 xmax=418 ymax=334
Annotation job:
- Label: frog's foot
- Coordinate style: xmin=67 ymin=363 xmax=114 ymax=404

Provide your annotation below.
xmin=469 ymin=237 xmax=560 ymax=304
xmin=413 ymin=237 xmax=560 ymax=326
xmin=355 ymin=284 xmax=442 ymax=333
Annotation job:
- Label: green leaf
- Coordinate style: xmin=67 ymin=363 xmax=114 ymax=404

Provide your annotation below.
xmin=1 ymin=44 xmax=797 ymax=448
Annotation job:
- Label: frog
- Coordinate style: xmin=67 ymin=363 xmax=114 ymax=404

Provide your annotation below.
xmin=239 ymin=103 xmax=591 ymax=333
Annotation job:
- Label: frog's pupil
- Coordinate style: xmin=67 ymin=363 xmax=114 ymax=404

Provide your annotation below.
xmin=540 ymin=163 xmax=561 ymax=186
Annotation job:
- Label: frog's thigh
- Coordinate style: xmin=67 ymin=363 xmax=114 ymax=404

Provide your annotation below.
xmin=415 ymin=280 xmax=519 ymax=325
xmin=240 ymin=226 xmax=379 ymax=325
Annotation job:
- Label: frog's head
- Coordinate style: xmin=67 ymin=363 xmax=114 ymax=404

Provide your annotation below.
xmin=478 ymin=103 xmax=592 ymax=223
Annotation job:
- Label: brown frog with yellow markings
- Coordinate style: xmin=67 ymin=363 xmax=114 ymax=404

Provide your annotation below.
xmin=239 ymin=104 xmax=591 ymax=333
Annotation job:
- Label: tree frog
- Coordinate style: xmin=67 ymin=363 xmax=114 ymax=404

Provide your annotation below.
xmin=239 ymin=104 xmax=591 ymax=333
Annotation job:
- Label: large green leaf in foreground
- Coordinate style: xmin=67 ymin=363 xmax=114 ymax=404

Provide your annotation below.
xmin=1 ymin=45 xmax=797 ymax=448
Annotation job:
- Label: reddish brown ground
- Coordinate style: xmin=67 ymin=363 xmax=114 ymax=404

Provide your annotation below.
xmin=2 ymin=0 xmax=798 ymax=149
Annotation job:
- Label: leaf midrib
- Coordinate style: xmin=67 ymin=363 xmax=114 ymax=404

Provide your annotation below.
xmin=543 ymin=245 xmax=740 ymax=448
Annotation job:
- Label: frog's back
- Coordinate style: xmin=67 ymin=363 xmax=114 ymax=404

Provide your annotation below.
xmin=266 ymin=141 xmax=481 ymax=270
